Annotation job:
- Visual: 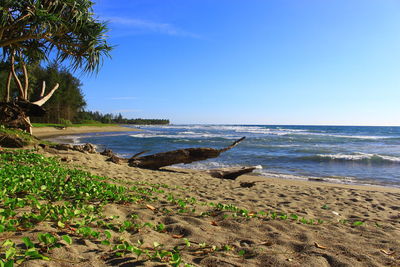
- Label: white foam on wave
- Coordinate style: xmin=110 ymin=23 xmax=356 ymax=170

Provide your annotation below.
xmin=258 ymin=170 xmax=357 ymax=184
xmin=48 ymin=135 xmax=82 ymax=145
xmin=316 ymin=152 xmax=400 ymax=163
xmin=140 ymin=125 xmax=397 ymax=140
xmin=267 ymin=130 xmax=390 ymax=140
xmin=316 ymin=133 xmax=390 ymax=140
xmin=129 ymin=132 xmax=238 ymax=140
xmin=172 ymin=161 xmax=239 ymax=170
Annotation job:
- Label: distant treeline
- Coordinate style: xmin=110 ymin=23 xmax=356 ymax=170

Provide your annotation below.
xmin=77 ymin=110 xmax=169 ymax=125
xmin=0 ymin=63 xmax=169 ymax=125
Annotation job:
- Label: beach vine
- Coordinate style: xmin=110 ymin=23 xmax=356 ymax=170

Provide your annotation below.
xmin=0 ymin=150 xmax=369 ymax=266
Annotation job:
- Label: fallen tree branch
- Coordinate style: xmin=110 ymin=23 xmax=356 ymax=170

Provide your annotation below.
xmin=128 ymin=137 xmax=246 ymax=170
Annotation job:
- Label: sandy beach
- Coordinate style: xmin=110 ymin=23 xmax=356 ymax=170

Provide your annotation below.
xmin=16 ymin=145 xmax=398 ymax=267
xmin=32 ymin=126 xmax=140 ymax=139
xmin=3 ymin=1 xmax=400 ymax=266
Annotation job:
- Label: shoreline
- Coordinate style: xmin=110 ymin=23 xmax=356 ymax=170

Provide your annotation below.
xmin=172 ymin=167 xmax=400 ymax=193
xmin=34 ymin=126 xmax=400 ymax=190
xmin=33 ymin=125 xmax=140 ymax=138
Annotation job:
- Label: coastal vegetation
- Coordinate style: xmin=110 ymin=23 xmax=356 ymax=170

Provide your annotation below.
xmin=74 ymin=111 xmax=170 ymax=125
xmin=0 ymin=149 xmax=384 ymax=266
xmin=0 ymin=0 xmax=112 ymax=133
xmin=0 ymin=1 xmax=168 ymax=128
xmin=0 ymin=150 xmax=391 ymax=267
xmin=0 ymin=63 xmax=169 ymax=126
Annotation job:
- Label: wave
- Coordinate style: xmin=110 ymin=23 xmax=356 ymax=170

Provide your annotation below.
xmin=314 ymin=134 xmax=392 ymax=140
xmin=173 ymin=161 xmax=240 ymax=170
xmin=136 ymin=125 xmax=397 ymax=141
xmin=129 ymin=133 xmax=238 ymax=139
xmin=300 ymin=153 xmax=400 ymax=164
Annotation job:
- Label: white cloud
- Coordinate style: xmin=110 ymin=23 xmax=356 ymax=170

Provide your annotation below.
xmin=105 ymin=16 xmax=200 ymax=38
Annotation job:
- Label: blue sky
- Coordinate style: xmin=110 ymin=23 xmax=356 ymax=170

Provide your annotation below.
xmin=80 ymin=0 xmax=400 ymax=125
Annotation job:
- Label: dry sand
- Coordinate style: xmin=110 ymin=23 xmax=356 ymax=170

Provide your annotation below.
xmin=32 ymin=125 xmax=140 ymax=138
xmin=18 ymin=147 xmax=399 ymax=267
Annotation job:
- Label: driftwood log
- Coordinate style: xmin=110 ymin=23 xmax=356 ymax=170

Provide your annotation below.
xmin=127 ymin=137 xmax=246 ymax=170
xmin=205 ymin=166 xmax=257 ymax=180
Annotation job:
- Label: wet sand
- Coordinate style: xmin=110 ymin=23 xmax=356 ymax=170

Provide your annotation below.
xmin=33 ymin=125 xmax=140 ymax=139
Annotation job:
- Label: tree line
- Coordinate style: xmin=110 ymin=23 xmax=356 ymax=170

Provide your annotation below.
xmin=0 ymin=63 xmax=169 ymax=125
xmin=77 ymin=111 xmax=170 ymax=125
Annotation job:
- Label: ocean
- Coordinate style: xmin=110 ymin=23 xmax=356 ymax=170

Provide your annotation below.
xmin=53 ymin=125 xmax=400 ymax=187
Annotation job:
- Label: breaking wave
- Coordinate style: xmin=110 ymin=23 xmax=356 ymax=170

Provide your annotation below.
xmin=300 ymin=153 xmax=400 ymax=164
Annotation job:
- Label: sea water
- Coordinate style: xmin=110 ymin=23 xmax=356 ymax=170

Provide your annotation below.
xmin=54 ymin=125 xmax=400 ymax=187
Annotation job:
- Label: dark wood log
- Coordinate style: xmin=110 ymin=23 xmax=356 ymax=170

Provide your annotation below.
xmin=107 ymin=154 xmax=128 ymax=164
xmin=239 ymin=182 xmax=257 ymax=188
xmin=0 ymin=101 xmax=46 ymax=133
xmin=128 ymin=137 xmax=246 ymax=170
xmin=205 ymin=166 xmax=257 ymax=180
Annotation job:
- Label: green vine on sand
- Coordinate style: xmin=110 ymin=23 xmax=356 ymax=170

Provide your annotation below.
xmin=0 ymin=150 xmax=370 ymax=266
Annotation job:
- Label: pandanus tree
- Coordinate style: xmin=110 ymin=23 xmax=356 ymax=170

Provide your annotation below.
xmin=0 ymin=0 xmax=112 ymax=133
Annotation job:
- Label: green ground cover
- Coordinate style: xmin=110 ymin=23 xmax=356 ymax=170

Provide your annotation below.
xmin=0 ymin=126 xmax=44 ymax=148
xmin=0 ymin=150 xmax=368 ymax=266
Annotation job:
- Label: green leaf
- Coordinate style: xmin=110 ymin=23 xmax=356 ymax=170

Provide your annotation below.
xmin=1 ymin=240 xmax=14 ymax=248
xmin=4 ymin=260 xmax=14 ymax=267
xmin=183 ymin=238 xmax=190 ymax=247
xmin=5 ymin=247 xmax=16 ymax=259
xmin=25 ymin=248 xmax=41 ymax=258
xmin=101 ymin=240 xmax=110 ymax=246
xmin=22 ymin=237 xmax=34 ymax=249
xmin=62 ymin=235 xmax=72 ymax=245
xmin=104 ymin=230 xmax=111 ymax=239
xmin=57 ymin=221 xmax=65 ymax=228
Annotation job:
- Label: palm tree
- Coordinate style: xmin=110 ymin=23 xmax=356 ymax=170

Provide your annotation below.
xmin=0 ymin=0 xmax=112 ymax=132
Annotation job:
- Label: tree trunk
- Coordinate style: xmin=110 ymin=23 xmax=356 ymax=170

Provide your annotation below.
xmin=4 ymin=70 xmax=12 ymax=102
xmin=2 ymin=52 xmax=59 ymax=133
xmin=10 ymin=51 xmax=24 ymax=98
